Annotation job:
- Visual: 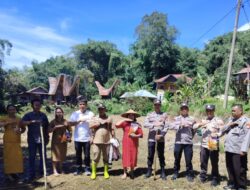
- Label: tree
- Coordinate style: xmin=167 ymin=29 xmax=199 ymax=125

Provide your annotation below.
xmin=177 ymin=47 xmax=205 ymax=77
xmin=72 ymin=40 xmax=128 ymax=84
xmin=28 ymin=56 xmax=77 ymax=89
xmin=0 ymin=39 xmax=12 ymax=113
xmin=75 ymin=68 xmax=95 ymax=99
xmin=4 ymin=69 xmax=27 ymax=104
xmin=131 ymin=11 xmax=180 ymax=83
xmin=201 ymin=31 xmax=249 ymax=96
xmin=0 ymin=39 xmax=12 ymax=66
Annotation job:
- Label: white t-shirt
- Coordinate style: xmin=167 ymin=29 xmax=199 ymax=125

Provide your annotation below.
xmin=69 ymin=110 xmax=94 ymax=142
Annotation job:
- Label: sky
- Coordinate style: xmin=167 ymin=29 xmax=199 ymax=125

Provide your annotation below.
xmin=1 ymin=0 xmax=250 ymax=69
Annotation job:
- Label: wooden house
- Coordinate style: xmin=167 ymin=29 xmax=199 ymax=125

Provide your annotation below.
xmin=154 ymin=74 xmax=192 ymax=100
xmin=18 ymin=86 xmax=48 ymax=105
xmin=48 ymin=74 xmax=80 ymax=104
xmin=233 ymin=66 xmax=250 ymax=100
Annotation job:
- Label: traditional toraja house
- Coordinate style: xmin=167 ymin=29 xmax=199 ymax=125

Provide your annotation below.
xmin=18 ymin=86 xmax=48 ymax=105
xmin=95 ymin=79 xmax=120 ymax=99
xmin=233 ymin=66 xmax=250 ymax=100
xmin=154 ymin=74 xmax=192 ymax=100
xmin=48 ymin=74 xmax=80 ymax=104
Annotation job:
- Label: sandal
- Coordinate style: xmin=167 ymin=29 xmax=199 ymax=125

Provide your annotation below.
xmin=121 ymin=173 xmax=127 ymax=179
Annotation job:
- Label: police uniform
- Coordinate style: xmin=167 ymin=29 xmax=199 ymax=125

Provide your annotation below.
xmin=144 ymin=99 xmax=168 ymax=179
xmin=221 ymin=115 xmax=250 ymax=189
xmin=168 ymin=103 xmax=196 ymax=181
xmin=195 ymin=104 xmax=224 ymax=185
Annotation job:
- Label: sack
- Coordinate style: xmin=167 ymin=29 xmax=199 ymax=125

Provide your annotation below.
xmin=110 ymin=138 xmax=120 ymax=148
xmin=128 ymin=122 xmax=139 ymax=135
xmin=108 ymin=138 xmax=121 ymax=164
xmin=208 ymin=136 xmax=218 ymax=151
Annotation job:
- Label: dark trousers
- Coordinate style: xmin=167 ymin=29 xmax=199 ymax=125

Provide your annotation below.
xmin=174 ymin=144 xmax=193 ymax=175
xmin=225 ymin=152 xmax=248 ymax=189
xmin=147 ymin=141 xmax=165 ymax=168
xmin=75 ymin=141 xmax=91 ymax=169
xmin=28 ymin=142 xmax=47 ymax=178
xmin=200 ymin=147 xmax=219 ymax=178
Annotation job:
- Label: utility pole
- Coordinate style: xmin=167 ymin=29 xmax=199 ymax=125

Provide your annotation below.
xmin=246 ymin=64 xmax=250 ymax=98
xmin=223 ymin=0 xmax=242 ymax=108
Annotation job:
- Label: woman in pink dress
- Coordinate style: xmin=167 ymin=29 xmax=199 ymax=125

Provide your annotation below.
xmin=115 ymin=109 xmax=143 ymax=179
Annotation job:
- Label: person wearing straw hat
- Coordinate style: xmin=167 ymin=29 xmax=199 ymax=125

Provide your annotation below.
xmin=89 ymin=103 xmax=114 ymax=180
xmin=144 ymin=99 xmax=168 ymax=180
xmin=168 ymin=102 xmax=196 ymax=182
xmin=115 ymin=109 xmax=143 ymax=179
xmin=194 ymin=104 xmax=224 ymax=186
xmin=20 ymin=99 xmax=49 ymax=183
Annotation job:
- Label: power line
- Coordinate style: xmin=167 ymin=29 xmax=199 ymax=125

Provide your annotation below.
xmin=242 ymin=3 xmax=250 ymax=24
xmin=190 ymin=4 xmax=237 ymax=47
xmin=247 ymin=0 xmax=250 ymax=9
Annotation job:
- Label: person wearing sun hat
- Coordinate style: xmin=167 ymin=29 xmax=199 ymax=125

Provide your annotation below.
xmin=89 ymin=103 xmax=114 ymax=180
xmin=194 ymin=104 xmax=224 ymax=186
xmin=168 ymin=102 xmax=196 ymax=182
xmin=144 ymin=99 xmax=169 ymax=180
xmin=115 ymin=109 xmax=143 ymax=179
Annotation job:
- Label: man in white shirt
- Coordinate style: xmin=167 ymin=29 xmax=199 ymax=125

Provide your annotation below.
xmin=70 ymin=98 xmax=94 ymax=176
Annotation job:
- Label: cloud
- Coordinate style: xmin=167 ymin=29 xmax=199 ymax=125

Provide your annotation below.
xmin=238 ymin=22 xmax=250 ymax=32
xmin=0 ymin=11 xmax=77 ymax=69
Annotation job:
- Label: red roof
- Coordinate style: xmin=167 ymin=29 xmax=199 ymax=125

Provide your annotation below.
xmin=154 ymin=74 xmax=192 ymax=83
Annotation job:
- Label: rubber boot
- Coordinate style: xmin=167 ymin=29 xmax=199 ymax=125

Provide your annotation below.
xmin=160 ymin=167 xmax=166 ymax=180
xmin=90 ymin=162 xmax=97 ymax=180
xmin=104 ymin=164 xmax=109 ymax=179
xmin=144 ymin=168 xmax=152 ymax=178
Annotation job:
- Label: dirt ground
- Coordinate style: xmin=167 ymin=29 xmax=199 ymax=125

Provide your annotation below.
xmin=0 ymin=115 xmax=250 ymax=190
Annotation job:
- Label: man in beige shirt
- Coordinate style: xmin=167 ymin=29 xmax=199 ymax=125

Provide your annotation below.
xmin=89 ymin=103 xmax=114 ymax=180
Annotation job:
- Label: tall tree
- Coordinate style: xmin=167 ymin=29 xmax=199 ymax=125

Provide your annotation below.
xmin=177 ymin=47 xmax=205 ymax=77
xmin=4 ymin=69 xmax=27 ymax=104
xmin=131 ymin=12 xmax=180 ymax=83
xmin=72 ymin=40 xmax=127 ymax=84
xmin=201 ymin=31 xmax=249 ymax=95
xmin=0 ymin=39 xmax=12 ymax=113
xmin=0 ymin=39 xmax=12 ymax=66
xmin=28 ymin=56 xmax=77 ymax=89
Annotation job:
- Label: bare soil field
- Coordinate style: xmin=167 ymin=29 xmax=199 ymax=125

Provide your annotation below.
xmin=0 ymin=115 xmax=249 ymax=190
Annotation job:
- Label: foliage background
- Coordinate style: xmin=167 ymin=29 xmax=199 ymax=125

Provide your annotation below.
xmin=1 ymin=11 xmax=250 ymax=113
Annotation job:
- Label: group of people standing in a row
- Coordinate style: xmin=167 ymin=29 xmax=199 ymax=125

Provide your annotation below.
xmin=143 ymin=100 xmax=250 ymax=190
xmin=0 ymin=98 xmax=250 ymax=190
